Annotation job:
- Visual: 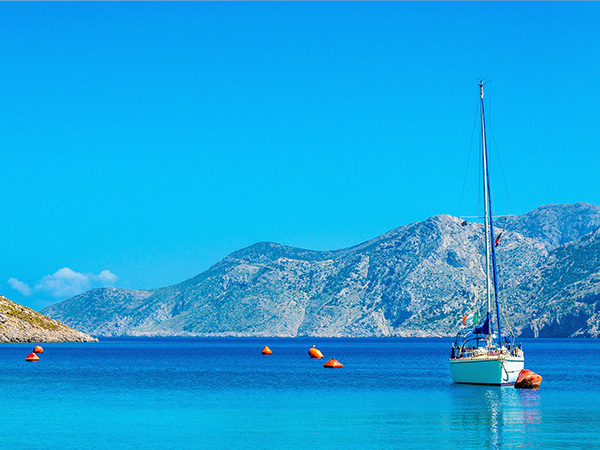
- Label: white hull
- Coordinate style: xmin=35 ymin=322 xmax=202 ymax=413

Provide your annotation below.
xmin=449 ymin=356 xmax=524 ymax=386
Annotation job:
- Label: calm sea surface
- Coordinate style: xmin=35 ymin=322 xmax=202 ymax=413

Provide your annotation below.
xmin=1 ymin=338 xmax=598 ymax=450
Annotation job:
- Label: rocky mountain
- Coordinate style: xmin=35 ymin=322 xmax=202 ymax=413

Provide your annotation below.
xmin=504 ymin=202 xmax=600 ymax=250
xmin=508 ymin=226 xmax=600 ymax=338
xmin=0 ymin=295 xmax=98 ymax=342
xmin=42 ymin=203 xmax=600 ymax=338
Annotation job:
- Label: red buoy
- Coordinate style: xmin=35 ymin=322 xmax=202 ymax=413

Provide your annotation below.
xmin=515 ymin=369 xmax=542 ymax=389
xmin=323 ymin=358 xmax=343 ymax=368
xmin=25 ymin=352 xmax=40 ymax=362
xmin=33 ymin=345 xmax=44 ymax=354
xmin=308 ymin=345 xmax=324 ymax=359
xmin=261 ymin=346 xmax=272 ymax=355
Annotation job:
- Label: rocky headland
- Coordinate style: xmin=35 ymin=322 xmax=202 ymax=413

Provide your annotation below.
xmin=0 ymin=295 xmax=97 ymax=343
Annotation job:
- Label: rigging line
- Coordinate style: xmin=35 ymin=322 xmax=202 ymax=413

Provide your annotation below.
xmin=478 ymin=122 xmax=482 ymax=220
xmin=502 ymin=306 xmax=513 ymax=340
xmin=477 ymin=80 xmax=487 ymax=221
xmin=479 ymin=79 xmax=490 ymax=224
xmin=498 ymin=290 xmax=515 ymax=340
xmin=482 ymin=88 xmax=498 ymax=222
xmin=488 ymin=112 xmax=515 ymax=216
xmin=458 ymin=100 xmax=481 ymax=218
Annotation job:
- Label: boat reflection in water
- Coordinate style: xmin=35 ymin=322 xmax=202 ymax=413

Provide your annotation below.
xmin=445 ymin=385 xmax=542 ymax=449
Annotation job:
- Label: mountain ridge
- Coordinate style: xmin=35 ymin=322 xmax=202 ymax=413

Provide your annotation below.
xmin=43 ymin=203 xmax=600 ymax=338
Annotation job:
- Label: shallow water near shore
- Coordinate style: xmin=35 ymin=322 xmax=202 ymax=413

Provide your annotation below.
xmin=1 ymin=337 xmax=598 ymax=450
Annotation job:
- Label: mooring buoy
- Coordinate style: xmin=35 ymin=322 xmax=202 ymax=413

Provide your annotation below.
xmin=261 ymin=346 xmax=272 ymax=355
xmin=308 ymin=345 xmax=324 ymax=359
xmin=25 ymin=352 xmax=40 ymax=362
xmin=515 ymin=369 xmax=542 ymax=389
xmin=323 ymin=358 xmax=343 ymax=368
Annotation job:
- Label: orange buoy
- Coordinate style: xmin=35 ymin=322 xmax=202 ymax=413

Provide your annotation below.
xmin=261 ymin=346 xmax=272 ymax=355
xmin=515 ymin=369 xmax=542 ymax=389
xmin=25 ymin=352 xmax=40 ymax=362
xmin=308 ymin=345 xmax=324 ymax=359
xmin=323 ymin=358 xmax=343 ymax=368
xmin=33 ymin=345 xmax=44 ymax=354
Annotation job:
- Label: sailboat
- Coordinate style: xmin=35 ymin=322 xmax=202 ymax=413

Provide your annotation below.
xmin=449 ymin=81 xmax=524 ymax=386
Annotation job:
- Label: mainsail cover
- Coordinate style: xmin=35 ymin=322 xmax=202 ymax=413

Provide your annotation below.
xmin=474 ymin=314 xmax=491 ymax=335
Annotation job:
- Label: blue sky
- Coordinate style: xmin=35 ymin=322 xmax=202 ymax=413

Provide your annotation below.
xmin=1 ymin=2 xmax=599 ymax=310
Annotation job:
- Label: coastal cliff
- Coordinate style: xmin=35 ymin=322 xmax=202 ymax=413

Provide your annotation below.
xmin=0 ymin=295 xmax=97 ymax=343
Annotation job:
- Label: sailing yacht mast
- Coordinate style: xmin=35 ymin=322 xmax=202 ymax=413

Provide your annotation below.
xmin=479 ymin=81 xmax=492 ymax=320
xmin=448 ymin=82 xmax=523 ymax=386
xmin=479 ymin=80 xmax=503 ymax=347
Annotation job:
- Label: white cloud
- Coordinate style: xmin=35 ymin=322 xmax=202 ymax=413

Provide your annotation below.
xmin=7 ymin=277 xmax=32 ymax=296
xmin=34 ymin=267 xmax=92 ymax=298
xmin=93 ymin=269 xmax=119 ymax=286
xmin=31 ymin=267 xmax=119 ymax=299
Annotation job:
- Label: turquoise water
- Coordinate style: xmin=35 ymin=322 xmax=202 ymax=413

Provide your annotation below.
xmin=1 ymin=338 xmax=598 ymax=450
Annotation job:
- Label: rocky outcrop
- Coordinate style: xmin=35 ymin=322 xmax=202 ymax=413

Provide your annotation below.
xmin=0 ymin=295 xmax=97 ymax=342
xmin=42 ymin=203 xmax=600 ymax=338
